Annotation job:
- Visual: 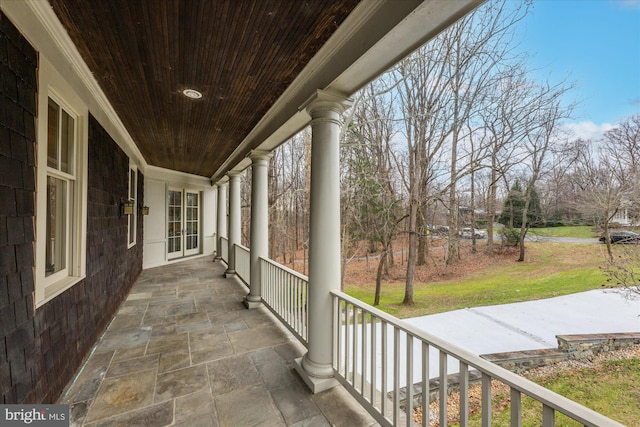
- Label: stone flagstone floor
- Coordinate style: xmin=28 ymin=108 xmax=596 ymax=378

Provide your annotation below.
xmin=59 ymin=257 xmax=378 ymax=426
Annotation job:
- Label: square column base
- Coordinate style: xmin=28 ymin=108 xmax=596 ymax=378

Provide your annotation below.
xmin=294 ymin=357 xmax=338 ymax=394
xmin=224 ymin=270 xmax=236 ymax=278
xmin=243 ymin=297 xmax=262 ymax=309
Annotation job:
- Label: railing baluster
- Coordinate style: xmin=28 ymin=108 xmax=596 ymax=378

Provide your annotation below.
xmin=288 ymin=274 xmax=292 ymax=326
xmin=393 ymin=327 xmax=400 ymax=426
xmin=460 ymin=362 xmax=469 ymax=427
xmin=439 ymin=350 xmax=448 ymax=427
xmin=481 ymin=373 xmax=492 ymax=427
xmin=422 ymin=342 xmax=429 ymax=427
xmin=332 ymin=296 xmax=338 ymax=371
xmin=370 ymin=316 xmax=377 ymax=406
xmin=353 ymin=307 xmax=359 ymax=389
xmin=510 ymin=387 xmax=522 ymax=427
xmin=283 ymin=270 xmax=287 ymax=323
xmin=361 ymin=308 xmax=367 ymax=395
xmin=304 ymin=280 xmax=308 ymax=341
xmin=381 ymin=320 xmax=387 ymax=419
xmin=336 ymin=298 xmax=342 ymax=374
xmin=262 ymin=260 xmax=268 ymax=302
xmin=293 ymin=277 xmax=298 ymax=334
xmin=543 ymin=404 xmax=555 ymax=427
xmin=345 ymin=302 xmax=352 ymax=383
xmin=406 ymin=334 xmax=414 ymax=427
xmin=342 ymin=299 xmax=349 ymax=376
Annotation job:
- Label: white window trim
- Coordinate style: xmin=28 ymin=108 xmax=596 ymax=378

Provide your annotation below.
xmin=127 ymin=164 xmax=138 ymax=248
xmin=35 ymin=56 xmax=88 ymax=308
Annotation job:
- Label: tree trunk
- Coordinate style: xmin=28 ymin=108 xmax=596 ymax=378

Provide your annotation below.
xmin=487 ymin=157 xmax=497 ymax=246
xmin=517 ymin=186 xmax=532 ymax=262
xmin=417 ymin=207 xmax=427 ymax=265
xmin=374 ymin=249 xmax=387 ymax=306
xmin=404 ymin=201 xmax=417 ymax=305
xmin=470 ymin=168 xmax=477 ymax=253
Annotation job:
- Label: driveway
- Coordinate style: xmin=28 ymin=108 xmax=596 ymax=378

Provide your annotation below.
xmin=404 ymin=289 xmax=640 ymax=358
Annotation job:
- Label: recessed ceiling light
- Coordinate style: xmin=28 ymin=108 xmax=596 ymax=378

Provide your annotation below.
xmin=182 ymin=89 xmax=202 ymax=99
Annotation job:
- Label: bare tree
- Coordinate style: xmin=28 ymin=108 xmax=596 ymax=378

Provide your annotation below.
xmin=387 ymin=0 xmax=533 ymax=304
xmin=441 ymin=0 xmax=531 ymax=264
xmin=267 ymin=130 xmax=310 ymax=272
xmin=480 ymin=64 xmax=537 ymax=246
xmin=393 ymin=43 xmax=452 ymax=305
xmin=514 ymin=82 xmax=574 ymax=261
xmin=584 ymin=115 xmax=640 ymax=260
xmin=342 ymin=80 xmax=403 ymax=297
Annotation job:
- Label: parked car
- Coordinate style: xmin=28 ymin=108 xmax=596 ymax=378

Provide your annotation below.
xmin=598 ymin=230 xmax=640 ymax=244
xmin=461 ymin=227 xmax=487 ymax=239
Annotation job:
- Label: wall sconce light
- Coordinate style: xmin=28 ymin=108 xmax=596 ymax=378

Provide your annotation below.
xmin=141 ymin=206 xmax=150 ymax=215
xmin=121 ymin=199 xmax=135 ymax=215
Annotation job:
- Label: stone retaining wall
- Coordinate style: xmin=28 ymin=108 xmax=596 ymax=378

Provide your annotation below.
xmin=395 ymin=332 xmax=640 ymax=409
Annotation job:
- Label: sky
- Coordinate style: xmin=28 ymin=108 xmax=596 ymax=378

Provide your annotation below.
xmin=516 ymin=0 xmax=640 ymax=140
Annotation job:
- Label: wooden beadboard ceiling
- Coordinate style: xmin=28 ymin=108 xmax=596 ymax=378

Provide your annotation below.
xmin=48 ymin=0 xmax=360 ymax=177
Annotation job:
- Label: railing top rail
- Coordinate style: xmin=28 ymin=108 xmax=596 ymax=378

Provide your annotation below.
xmin=235 ymin=243 xmax=250 ymax=252
xmin=331 ymin=290 xmax=624 ymax=427
xmin=260 ymin=257 xmax=309 ymax=282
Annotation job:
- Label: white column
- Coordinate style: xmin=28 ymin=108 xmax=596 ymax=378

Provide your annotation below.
xmin=214 ymin=180 xmax=228 ymax=262
xmin=225 ymin=171 xmax=241 ymax=277
xmin=245 ymin=150 xmax=272 ymax=308
xmin=295 ymin=90 xmax=352 ymax=393
xmin=211 ymin=185 xmax=218 ymax=259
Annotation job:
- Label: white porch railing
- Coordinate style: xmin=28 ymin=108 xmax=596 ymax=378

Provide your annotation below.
xmin=331 ymin=291 xmax=623 ymax=427
xmin=234 ymin=244 xmax=250 ymax=287
xmin=216 ymin=245 xmax=622 ymax=426
xmin=260 ymin=257 xmax=308 ymax=346
xmin=220 ymin=236 xmax=228 ymax=263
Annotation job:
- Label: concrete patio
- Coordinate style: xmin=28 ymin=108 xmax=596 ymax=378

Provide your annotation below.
xmin=59 ymin=257 xmax=377 ymax=426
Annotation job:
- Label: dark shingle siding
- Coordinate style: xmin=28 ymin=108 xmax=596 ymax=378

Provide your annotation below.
xmin=1 ymin=11 xmax=143 ymax=404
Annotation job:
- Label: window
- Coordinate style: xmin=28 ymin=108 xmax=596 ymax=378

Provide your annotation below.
xmin=35 ymin=57 xmax=88 ymax=307
xmin=45 ymin=98 xmax=75 ymax=278
xmin=128 ymin=166 xmax=137 ymax=247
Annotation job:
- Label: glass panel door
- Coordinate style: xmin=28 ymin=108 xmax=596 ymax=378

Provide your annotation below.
xmin=167 ymin=189 xmax=182 ymax=259
xmin=184 ymin=191 xmax=200 ymax=256
xmin=167 ymin=189 xmax=200 ymax=259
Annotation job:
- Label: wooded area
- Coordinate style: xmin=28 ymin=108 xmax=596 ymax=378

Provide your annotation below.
xmin=238 ymin=0 xmax=640 ymax=304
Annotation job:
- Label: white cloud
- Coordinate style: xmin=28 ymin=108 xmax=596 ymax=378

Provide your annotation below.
xmin=564 ymin=121 xmax=616 ymax=140
xmin=614 ymin=0 xmax=640 ymax=10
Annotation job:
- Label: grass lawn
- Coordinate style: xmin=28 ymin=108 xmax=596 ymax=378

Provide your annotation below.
xmin=422 ymin=348 xmax=640 ymax=426
xmin=473 ymin=355 xmax=640 ymax=426
xmin=343 ymin=239 xmax=638 ymax=425
xmin=529 ymin=225 xmax=600 ymax=239
xmin=345 ymin=242 xmax=611 ymax=318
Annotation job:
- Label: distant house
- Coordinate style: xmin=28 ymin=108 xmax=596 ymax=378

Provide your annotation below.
xmin=611 ymin=199 xmax=637 ymax=226
xmin=611 ymin=208 xmax=630 ymax=226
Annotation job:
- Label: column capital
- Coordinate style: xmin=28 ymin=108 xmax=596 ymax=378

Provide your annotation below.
xmin=249 ymin=149 xmax=273 ymax=163
xmin=227 ymin=170 xmax=243 ymax=178
xmin=300 ymin=89 xmax=353 ymax=118
xmin=216 ymin=176 xmax=229 ymax=185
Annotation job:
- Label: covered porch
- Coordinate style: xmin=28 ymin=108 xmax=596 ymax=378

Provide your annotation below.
xmin=60 ymin=257 xmax=375 ymax=426
xmin=0 ymin=0 xmax=626 ymax=425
